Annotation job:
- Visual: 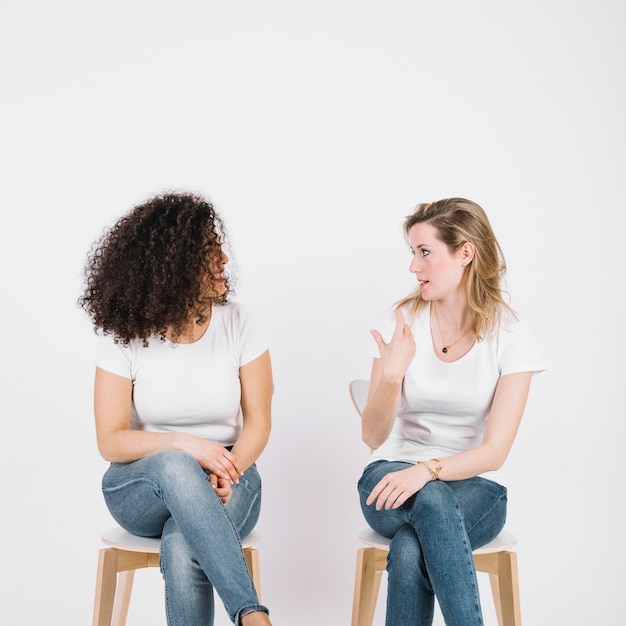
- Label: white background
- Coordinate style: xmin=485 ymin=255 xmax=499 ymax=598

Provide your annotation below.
xmin=1 ymin=1 xmax=624 ymax=624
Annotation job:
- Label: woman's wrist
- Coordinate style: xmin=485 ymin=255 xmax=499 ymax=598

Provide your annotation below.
xmin=417 ymin=458 xmax=443 ymax=481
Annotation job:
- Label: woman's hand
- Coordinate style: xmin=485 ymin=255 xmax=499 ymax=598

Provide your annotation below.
xmin=209 ymin=474 xmax=233 ymax=504
xmin=366 ymin=464 xmax=431 ymax=510
xmin=361 ymin=309 xmax=416 ymax=449
xmin=177 ymin=434 xmax=243 ymax=484
xmin=370 ymin=308 xmax=416 ymax=383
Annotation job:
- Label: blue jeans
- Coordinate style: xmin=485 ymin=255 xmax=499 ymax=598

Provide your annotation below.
xmin=358 ymin=460 xmax=507 ymax=626
xmin=102 ymin=450 xmax=268 ymax=626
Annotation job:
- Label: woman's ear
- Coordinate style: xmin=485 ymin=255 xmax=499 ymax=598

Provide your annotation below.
xmin=461 ymin=242 xmax=475 ymax=266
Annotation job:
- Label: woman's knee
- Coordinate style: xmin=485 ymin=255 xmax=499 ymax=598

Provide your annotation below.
xmin=415 ymin=481 xmax=456 ymax=511
xmin=152 ymin=449 xmax=201 ymax=472
xmin=149 ymin=450 xmax=206 ymax=486
xmin=387 ymin=525 xmax=430 ymax=586
xmin=389 ymin=525 xmax=422 ymax=565
xmin=160 ymin=518 xmax=204 ymax=576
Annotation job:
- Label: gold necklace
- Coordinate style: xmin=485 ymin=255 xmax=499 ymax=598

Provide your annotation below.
xmin=433 ymin=303 xmax=470 ymax=354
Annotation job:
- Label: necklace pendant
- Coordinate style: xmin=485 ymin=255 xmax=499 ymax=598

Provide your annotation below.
xmin=442 ymin=346 xmax=449 ymax=354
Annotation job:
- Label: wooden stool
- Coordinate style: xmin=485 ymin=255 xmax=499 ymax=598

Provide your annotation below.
xmin=92 ymin=526 xmax=262 ymax=626
xmin=352 ymin=527 xmax=521 ymax=626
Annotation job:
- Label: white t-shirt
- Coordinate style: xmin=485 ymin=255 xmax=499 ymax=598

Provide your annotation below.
xmin=368 ymin=304 xmax=546 ymax=484
xmin=95 ymin=302 xmax=268 ymax=446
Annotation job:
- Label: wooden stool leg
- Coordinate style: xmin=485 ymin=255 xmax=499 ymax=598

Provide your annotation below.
xmin=352 ymin=547 xmax=386 ymax=626
xmin=492 ymin=551 xmax=521 ymax=626
xmin=93 ymin=548 xmax=119 ymax=626
xmin=489 ymin=572 xmax=504 ymax=626
xmin=243 ymin=547 xmax=262 ymax=602
xmin=111 ymin=570 xmax=135 ymax=626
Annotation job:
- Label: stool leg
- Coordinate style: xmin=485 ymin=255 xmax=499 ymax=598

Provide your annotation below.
xmin=489 ymin=552 xmax=522 ymax=626
xmin=489 ymin=572 xmax=504 ymax=626
xmin=111 ymin=570 xmax=135 ymax=626
xmin=93 ymin=548 xmax=119 ymax=626
xmin=352 ymin=547 xmax=386 ymax=626
xmin=243 ymin=547 xmax=262 ymax=602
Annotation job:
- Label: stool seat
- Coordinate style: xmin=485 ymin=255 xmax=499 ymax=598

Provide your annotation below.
xmin=352 ymin=526 xmax=521 ymax=626
xmin=101 ymin=526 xmax=262 ymax=553
xmin=358 ymin=527 xmax=517 ymax=555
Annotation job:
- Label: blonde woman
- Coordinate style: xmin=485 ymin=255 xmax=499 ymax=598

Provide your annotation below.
xmin=358 ymin=198 xmax=544 ymax=626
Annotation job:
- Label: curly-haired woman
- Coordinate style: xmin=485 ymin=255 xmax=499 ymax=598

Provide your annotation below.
xmin=80 ymin=192 xmax=273 ymax=626
xmin=358 ymin=198 xmax=545 ymax=625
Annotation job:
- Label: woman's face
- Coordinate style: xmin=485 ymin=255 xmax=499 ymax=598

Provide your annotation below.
xmin=202 ymin=246 xmax=229 ymax=297
xmin=407 ymin=222 xmax=467 ymax=301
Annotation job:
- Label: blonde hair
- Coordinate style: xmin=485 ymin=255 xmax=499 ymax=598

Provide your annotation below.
xmin=396 ymin=197 xmax=515 ymax=339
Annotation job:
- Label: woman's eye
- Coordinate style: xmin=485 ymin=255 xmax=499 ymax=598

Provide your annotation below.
xmin=421 ymin=249 xmax=430 ymax=257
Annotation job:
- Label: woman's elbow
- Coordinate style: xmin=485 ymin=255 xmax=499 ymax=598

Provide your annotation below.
xmin=361 ymin=430 xmax=384 ymax=450
xmin=482 ymin=444 xmax=510 ymax=472
xmin=96 ymin=430 xmax=127 ymax=463
xmin=97 ymin=441 xmax=117 ymax=463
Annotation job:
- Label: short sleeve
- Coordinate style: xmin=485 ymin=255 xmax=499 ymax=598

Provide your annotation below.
xmin=95 ymin=334 xmax=133 ymax=379
xmin=235 ymin=303 xmax=270 ymax=366
xmin=497 ymin=316 xmax=546 ymax=376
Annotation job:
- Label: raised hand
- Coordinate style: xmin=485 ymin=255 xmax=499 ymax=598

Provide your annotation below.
xmin=370 ymin=308 xmax=416 ymax=382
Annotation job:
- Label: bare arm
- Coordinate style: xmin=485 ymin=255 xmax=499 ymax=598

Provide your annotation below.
xmin=94 ymin=367 xmax=243 ymax=483
xmin=367 ymin=371 xmax=533 ymax=510
xmin=230 ymin=349 xmax=273 ymax=471
xmin=427 ymin=371 xmax=532 ymax=478
xmin=360 ymin=358 xmax=402 ymax=448
xmin=361 ymin=308 xmax=416 ymax=449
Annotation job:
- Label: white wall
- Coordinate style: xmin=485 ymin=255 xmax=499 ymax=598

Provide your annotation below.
xmin=2 ymin=1 xmax=624 ymax=624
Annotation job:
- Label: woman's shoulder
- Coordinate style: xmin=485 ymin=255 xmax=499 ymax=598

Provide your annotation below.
xmin=496 ymin=308 xmax=534 ymax=337
xmin=213 ymin=301 xmax=264 ymax=338
xmin=492 ymin=308 xmax=546 ymax=373
xmin=214 ymin=300 xmax=252 ymax=322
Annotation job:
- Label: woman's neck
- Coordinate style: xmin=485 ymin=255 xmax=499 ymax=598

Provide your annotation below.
xmin=431 ymin=298 xmax=469 ymax=333
xmin=166 ymin=308 xmax=212 ymax=344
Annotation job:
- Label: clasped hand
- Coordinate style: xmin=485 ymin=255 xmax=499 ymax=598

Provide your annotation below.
xmin=209 ymin=474 xmax=233 ymax=504
xmin=181 ymin=435 xmax=243 ymax=484
xmin=188 ymin=438 xmax=242 ymax=505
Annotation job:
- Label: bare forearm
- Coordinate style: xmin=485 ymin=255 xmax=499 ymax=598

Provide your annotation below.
xmin=361 ymin=377 xmax=403 ymax=449
xmin=421 ymin=443 xmax=508 ymax=483
xmin=432 ymin=372 xmax=532 ymax=480
xmin=97 ymin=429 xmax=184 ymax=463
xmin=230 ymin=422 xmax=271 ymax=471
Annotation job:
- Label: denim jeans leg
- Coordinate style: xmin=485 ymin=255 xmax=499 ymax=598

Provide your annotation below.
xmin=386 ymin=524 xmax=435 ymax=625
xmin=102 ymin=450 xmax=268 ymax=625
xmin=357 ymin=461 xmax=507 ymax=626
xmin=160 ymin=515 xmax=216 ymax=625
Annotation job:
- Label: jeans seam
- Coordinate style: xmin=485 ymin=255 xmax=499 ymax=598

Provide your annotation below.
xmin=464 ymin=486 xmax=507 ymax=536
xmin=235 ymin=604 xmax=269 ymax=625
xmin=102 ymin=476 xmax=161 ymax=494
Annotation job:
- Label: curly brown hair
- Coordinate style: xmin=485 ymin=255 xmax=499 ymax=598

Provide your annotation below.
xmin=79 ymin=192 xmax=234 ymax=344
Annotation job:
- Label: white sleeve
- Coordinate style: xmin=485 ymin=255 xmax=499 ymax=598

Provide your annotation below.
xmin=95 ymin=334 xmax=133 ymax=379
xmin=498 ymin=316 xmax=546 ymax=376
xmin=236 ymin=303 xmax=270 ymax=366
